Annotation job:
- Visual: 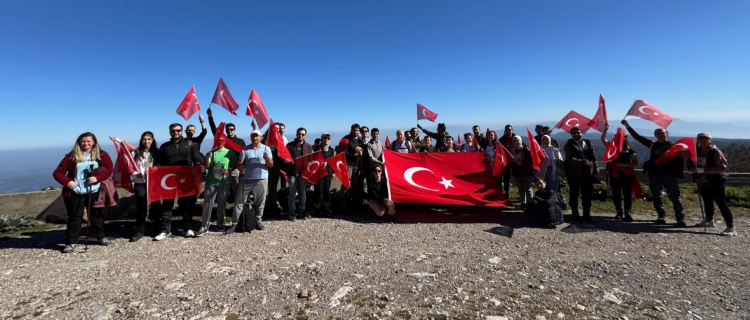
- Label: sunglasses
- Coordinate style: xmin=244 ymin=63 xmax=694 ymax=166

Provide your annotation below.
xmin=227 ymin=128 xmax=236 ymax=131
xmin=374 ymin=170 xmax=382 ymax=173
xmin=297 ymin=133 xmax=306 ymax=136
xmin=170 ymin=129 xmax=182 ymax=133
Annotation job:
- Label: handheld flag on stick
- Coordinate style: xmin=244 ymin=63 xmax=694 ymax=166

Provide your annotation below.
xmin=417 ymin=103 xmax=438 ymax=122
xmin=601 ymin=128 xmax=625 ymax=163
xmin=267 ymin=119 xmax=292 ymax=162
xmin=555 ymin=110 xmax=591 ymax=134
xmin=526 ymin=128 xmax=545 ymax=171
xmin=246 ymin=89 xmax=270 ymax=129
xmin=212 ymin=122 xmax=244 ymax=153
xmin=625 ymin=100 xmax=673 ymax=129
xmin=588 ymin=94 xmax=608 ymax=132
xmin=176 ymin=86 xmax=201 ymax=121
xmin=211 ymin=78 xmax=240 ymax=115
xmin=655 ymin=137 xmax=696 ymax=166
xmin=326 ymin=152 xmax=350 ymax=188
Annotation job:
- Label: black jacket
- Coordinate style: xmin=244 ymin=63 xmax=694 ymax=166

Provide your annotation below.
xmin=563 ymin=138 xmax=597 ymax=178
xmin=367 ymin=178 xmax=389 ymax=202
xmin=532 ymin=187 xmax=564 ymax=226
xmin=315 ymin=145 xmax=336 ymax=175
xmin=157 ymin=138 xmax=203 ymax=166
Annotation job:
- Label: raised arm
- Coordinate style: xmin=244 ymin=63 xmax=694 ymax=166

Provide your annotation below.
xmin=600 ymin=122 xmax=610 ymax=146
xmin=621 ymin=119 xmax=652 ymax=148
xmin=207 ymin=108 xmax=218 ymax=135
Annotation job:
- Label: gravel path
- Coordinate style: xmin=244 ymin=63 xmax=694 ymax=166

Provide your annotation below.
xmin=1 ymin=207 xmax=748 ymax=320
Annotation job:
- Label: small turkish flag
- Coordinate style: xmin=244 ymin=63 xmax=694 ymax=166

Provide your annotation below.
xmin=555 ymin=110 xmax=592 ymax=134
xmin=147 ymin=166 xmax=203 ymax=201
xmin=267 ymin=119 xmax=292 ymax=162
xmin=112 ymin=141 xmax=137 ymax=193
xmin=326 ymin=152 xmax=350 ymax=188
xmin=211 ymin=78 xmax=239 ymax=115
xmin=417 ymin=103 xmax=438 ymax=122
xmin=625 ymin=100 xmax=674 ymax=129
xmin=587 ymin=94 xmax=608 ymax=132
xmin=175 ymin=86 xmax=201 ymax=121
xmin=655 ymin=137 xmax=696 ymax=166
xmin=492 ymin=142 xmax=513 ymax=178
xmin=212 ymin=122 xmax=244 ymax=153
xmin=246 ymin=89 xmax=271 ymax=130
xmin=601 ymin=128 xmax=625 ymax=163
xmin=456 ymin=135 xmax=462 ymax=148
xmin=526 ymin=128 xmax=545 ymax=172
xmin=296 ymin=151 xmax=328 ymax=184
xmin=384 ymin=135 xmax=391 ymax=149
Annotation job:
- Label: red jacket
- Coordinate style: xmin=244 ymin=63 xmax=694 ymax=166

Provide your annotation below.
xmin=53 ymin=150 xmax=113 ymax=198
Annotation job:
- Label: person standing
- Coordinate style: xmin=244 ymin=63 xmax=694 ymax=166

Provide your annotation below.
xmin=498 ymin=125 xmax=519 ymax=197
xmin=284 ymin=128 xmax=313 ymax=221
xmin=511 ymin=135 xmax=534 ymax=211
xmin=53 ymin=132 xmax=113 ymax=253
xmin=366 ymin=128 xmax=384 ymax=169
xmin=459 ymin=133 xmax=480 ymax=152
xmin=535 ymin=135 xmax=564 ymax=193
xmin=408 ymin=127 xmax=424 ymax=150
xmin=185 ymin=114 xmax=207 ymax=146
xmin=420 ymin=135 xmax=436 ymax=152
xmin=390 ymin=130 xmax=414 ymax=153
xmin=600 ymin=122 xmax=638 ymax=221
xmin=207 ymin=108 xmax=247 ymax=204
xmin=196 ymin=136 xmax=238 ymax=236
xmin=622 ymin=119 xmax=686 ymax=226
xmin=473 ymin=125 xmax=487 ymax=148
xmin=314 ymin=133 xmax=335 ymax=217
xmin=234 ymin=130 xmax=274 ymax=232
xmin=156 ymin=123 xmax=204 ymax=239
xmin=418 ymin=123 xmax=450 ymax=148
xmin=564 ymin=126 xmax=597 ymax=223
xmin=688 ymin=132 xmax=735 ymax=236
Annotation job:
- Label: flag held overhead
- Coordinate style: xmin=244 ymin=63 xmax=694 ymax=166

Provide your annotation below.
xmin=246 ymin=89 xmax=270 ymax=129
xmin=555 ymin=110 xmax=592 ymax=134
xmin=625 ymin=100 xmax=674 ymax=129
xmin=175 ymin=86 xmax=201 ymax=121
xmin=417 ymin=103 xmax=438 ymax=122
xmin=587 ymin=94 xmax=608 ymax=132
xmin=211 ymin=78 xmax=240 ymax=115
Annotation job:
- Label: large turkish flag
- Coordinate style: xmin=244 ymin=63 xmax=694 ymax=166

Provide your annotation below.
xmin=383 ymin=150 xmax=511 ymax=207
xmin=296 ymin=151 xmax=328 ymax=184
xmin=147 ymin=166 xmax=203 ymax=201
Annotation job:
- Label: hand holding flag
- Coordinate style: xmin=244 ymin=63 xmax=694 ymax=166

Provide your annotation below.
xmin=655 ymin=137 xmax=696 ymax=166
xmin=526 ymin=128 xmax=545 ymax=171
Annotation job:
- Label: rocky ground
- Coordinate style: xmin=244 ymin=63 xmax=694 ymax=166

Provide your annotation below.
xmin=1 ymin=205 xmax=749 ymax=320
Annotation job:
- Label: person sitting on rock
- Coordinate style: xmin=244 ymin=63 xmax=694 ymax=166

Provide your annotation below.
xmin=530 ymin=179 xmax=564 ymax=229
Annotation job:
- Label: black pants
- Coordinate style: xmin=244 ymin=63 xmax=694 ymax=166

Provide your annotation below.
xmin=160 ymin=196 xmax=194 ymax=233
xmin=268 ymin=165 xmax=282 ymax=211
xmin=699 ymin=182 xmax=734 ymax=228
xmin=567 ymin=175 xmax=593 ymax=216
xmin=314 ymin=175 xmax=332 ymax=214
xmin=64 ymin=191 xmax=104 ymax=245
xmin=502 ymin=166 xmax=513 ymax=197
xmin=610 ymin=174 xmax=633 ymax=212
xmin=134 ymin=183 xmax=159 ymax=233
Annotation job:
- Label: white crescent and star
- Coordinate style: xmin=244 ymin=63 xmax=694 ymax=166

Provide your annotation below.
xmin=306 ymin=160 xmax=320 ymax=173
xmin=161 ymin=174 xmax=177 ymax=190
xmin=335 ymin=160 xmax=346 ymax=173
xmin=638 ymin=105 xmax=658 ymax=116
xmin=675 ymin=143 xmax=689 ymax=150
xmin=403 ymin=167 xmax=455 ymax=191
xmin=607 ymin=146 xmax=617 ymax=159
xmin=565 ymin=118 xmax=579 ymax=127
xmin=422 ymin=109 xmax=430 ymax=117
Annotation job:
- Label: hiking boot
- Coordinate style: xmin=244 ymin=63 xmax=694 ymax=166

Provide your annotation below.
xmin=720 ymin=227 xmax=736 ymax=237
xmin=623 ymin=212 xmax=634 ymax=222
xmin=674 ymin=220 xmax=687 ymax=228
xmin=224 ymin=224 xmax=236 ymax=234
xmin=195 ymin=227 xmax=209 ymax=237
xmin=695 ymin=220 xmax=716 ymax=228
xmin=615 ymin=210 xmax=623 ymax=220
xmin=256 ymin=221 xmax=265 ymax=230
xmin=62 ymin=244 xmax=76 ymax=253
xmin=655 ymin=218 xmax=667 ymax=225
xmin=98 ymin=238 xmax=112 ymax=246
xmin=153 ymin=232 xmax=171 ymax=241
xmin=130 ymin=230 xmax=144 ymax=242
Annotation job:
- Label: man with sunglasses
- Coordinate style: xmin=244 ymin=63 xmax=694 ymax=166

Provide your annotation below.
xmin=155 ymin=123 xmax=205 ymax=239
xmin=207 ymin=108 xmax=247 ymax=203
xmin=563 ymin=126 xmax=597 ymax=223
xmin=283 ymin=128 xmax=313 ymax=221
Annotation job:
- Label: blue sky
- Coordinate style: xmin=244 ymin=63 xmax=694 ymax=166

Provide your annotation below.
xmin=1 ymin=0 xmax=749 ymax=150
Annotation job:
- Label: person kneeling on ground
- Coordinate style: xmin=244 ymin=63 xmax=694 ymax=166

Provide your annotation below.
xmin=367 ymin=164 xmax=396 ymax=219
xmin=529 ymin=179 xmax=564 ymax=229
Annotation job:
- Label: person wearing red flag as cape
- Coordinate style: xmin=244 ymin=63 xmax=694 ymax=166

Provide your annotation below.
xmin=283 ymin=127 xmax=314 ymax=221
xmin=154 ymin=123 xmax=205 ymax=240
xmin=176 ymin=86 xmax=201 ymax=121
xmin=600 ymin=123 xmax=640 ymax=222
xmin=587 ymin=95 xmax=608 ymax=132
xmin=211 ymin=78 xmax=240 ymax=115
xmin=621 ymin=119 xmax=686 ymax=226
xmin=563 ymin=126 xmax=597 ymax=223
xmin=196 ymin=134 xmax=238 ymax=237
xmin=110 ymin=133 xmax=159 ymax=242
xmin=625 ymin=100 xmax=674 ymax=129
xmin=687 ymin=132 xmax=736 ymax=236
xmin=234 ymin=130 xmax=274 ymax=232
xmin=314 ymin=133 xmax=336 ymax=217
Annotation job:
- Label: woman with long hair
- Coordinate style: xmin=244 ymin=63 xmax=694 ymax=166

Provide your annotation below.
xmin=688 ymin=132 xmax=735 ymax=236
xmin=111 ymin=132 xmax=158 ymax=241
xmin=53 ymin=132 xmax=113 ymax=253
xmin=600 ymin=122 xmax=638 ymax=221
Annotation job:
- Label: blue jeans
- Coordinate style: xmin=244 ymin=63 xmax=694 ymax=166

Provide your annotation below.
xmin=288 ymin=175 xmax=308 ymax=216
xmin=543 ymin=166 xmax=559 ymax=193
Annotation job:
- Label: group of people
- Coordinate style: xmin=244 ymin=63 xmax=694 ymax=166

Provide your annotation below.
xmin=53 ymin=114 xmax=737 ymax=253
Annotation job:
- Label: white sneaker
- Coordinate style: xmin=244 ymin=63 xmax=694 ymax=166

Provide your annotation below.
xmin=153 ymin=232 xmax=170 ymax=241
xmin=720 ymin=227 xmax=736 ymax=237
xmin=185 ymin=229 xmax=195 ymax=237
xmin=695 ymin=220 xmax=716 ymax=228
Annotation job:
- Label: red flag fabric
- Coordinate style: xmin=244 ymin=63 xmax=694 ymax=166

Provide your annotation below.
xmin=279 ymin=170 xmax=288 ymax=184
xmin=655 ymin=137 xmax=696 ymax=166
xmin=295 ymin=151 xmax=328 ymax=184
xmin=211 ymin=78 xmax=239 ymax=115
xmin=267 ymin=119 xmax=292 ymax=162
xmin=601 ymin=128 xmax=625 ymax=163
xmin=384 ymin=135 xmax=391 ymax=149
xmin=383 ymin=150 xmax=511 ymax=207
xmin=147 ymin=166 xmax=203 ymax=201
xmin=175 ymin=86 xmax=201 ymax=121
xmin=587 ymin=94 xmax=608 ymax=132
xmin=555 ymin=110 xmax=592 ymax=134
xmin=526 ymin=128 xmax=545 ymax=171
xmin=112 ymin=141 xmax=137 ymax=192
xmin=326 ymin=152 xmax=350 ymax=188
xmin=492 ymin=142 xmax=513 ymax=178
xmin=625 ymin=100 xmax=674 ymax=129
xmin=246 ymin=89 xmax=270 ymax=129
xmin=456 ymin=135 xmax=462 ymax=148
xmin=211 ymin=122 xmax=243 ymax=153
xmin=417 ymin=103 xmax=438 ymax=122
